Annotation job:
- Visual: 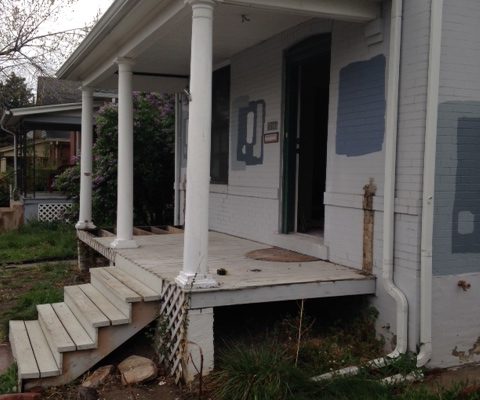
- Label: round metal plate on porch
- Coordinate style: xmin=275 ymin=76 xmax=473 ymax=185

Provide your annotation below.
xmin=245 ymin=247 xmax=319 ymax=263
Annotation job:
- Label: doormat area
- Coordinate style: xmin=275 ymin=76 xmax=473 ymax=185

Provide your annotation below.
xmin=245 ymin=247 xmax=319 ymax=262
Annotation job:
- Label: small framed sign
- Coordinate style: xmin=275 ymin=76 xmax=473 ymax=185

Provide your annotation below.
xmin=264 ymin=132 xmax=279 ymax=144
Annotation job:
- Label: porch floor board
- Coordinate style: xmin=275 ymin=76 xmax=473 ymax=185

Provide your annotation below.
xmin=94 ymin=232 xmax=375 ymax=308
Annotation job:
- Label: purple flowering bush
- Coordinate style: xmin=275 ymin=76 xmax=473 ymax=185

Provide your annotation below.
xmin=55 ymin=93 xmax=175 ymax=226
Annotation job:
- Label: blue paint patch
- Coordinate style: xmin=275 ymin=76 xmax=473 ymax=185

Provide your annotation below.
xmin=236 ymin=100 xmax=265 ymax=166
xmin=336 ymin=55 xmax=386 ymax=157
xmin=452 ymin=117 xmax=480 ymax=253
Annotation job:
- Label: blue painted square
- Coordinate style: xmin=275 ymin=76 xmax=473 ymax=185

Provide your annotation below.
xmin=336 ymin=55 xmax=386 ymax=157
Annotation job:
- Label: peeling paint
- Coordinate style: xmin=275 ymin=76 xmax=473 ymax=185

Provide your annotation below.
xmin=452 ymin=337 xmax=480 ymax=362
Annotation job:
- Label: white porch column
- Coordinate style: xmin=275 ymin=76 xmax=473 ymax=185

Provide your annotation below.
xmin=176 ymin=0 xmax=217 ymax=288
xmin=111 ymin=58 xmax=138 ymax=249
xmin=76 ymin=87 xmax=96 ymax=230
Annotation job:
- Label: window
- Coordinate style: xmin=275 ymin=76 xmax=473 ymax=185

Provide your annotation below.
xmin=210 ymin=65 xmax=230 ymax=184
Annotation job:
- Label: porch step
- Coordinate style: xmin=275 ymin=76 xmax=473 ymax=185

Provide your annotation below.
xmin=9 ymin=266 xmax=161 ymax=390
xmin=51 ymin=303 xmax=95 ymax=351
xmin=9 ymin=320 xmax=60 ymax=380
xmin=37 ymin=304 xmax=75 ymax=368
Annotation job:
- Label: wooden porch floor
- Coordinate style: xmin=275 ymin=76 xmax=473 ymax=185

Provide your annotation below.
xmin=93 ymin=232 xmax=376 ymax=308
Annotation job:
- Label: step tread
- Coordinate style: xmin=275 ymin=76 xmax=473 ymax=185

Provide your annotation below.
xmin=104 ymin=267 xmax=161 ymax=301
xmin=24 ymin=320 xmax=60 ymax=378
xmin=9 ymin=320 xmax=39 ymax=379
xmin=64 ymin=286 xmax=110 ymax=328
xmin=51 ymin=303 xmax=95 ymax=350
xmin=91 ymin=268 xmax=142 ymax=302
xmin=78 ymin=284 xmax=129 ymax=325
xmin=37 ymin=304 xmax=76 ymax=352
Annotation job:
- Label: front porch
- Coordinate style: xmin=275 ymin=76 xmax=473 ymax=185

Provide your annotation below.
xmin=78 ymin=228 xmax=375 ymax=382
xmin=87 ymin=230 xmax=376 ymax=308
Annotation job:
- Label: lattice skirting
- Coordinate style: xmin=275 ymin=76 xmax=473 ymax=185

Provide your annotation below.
xmin=158 ymin=282 xmax=187 ymax=383
xmin=77 ymin=230 xmax=116 ymax=262
xmin=38 ymin=203 xmax=72 ymax=222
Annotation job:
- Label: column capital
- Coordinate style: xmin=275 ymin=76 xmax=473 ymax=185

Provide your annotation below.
xmin=116 ymin=57 xmax=135 ymax=71
xmin=185 ymin=0 xmax=216 ymax=9
xmin=81 ymin=86 xmax=94 ymax=95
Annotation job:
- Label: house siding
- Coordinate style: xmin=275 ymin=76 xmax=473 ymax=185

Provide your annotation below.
xmin=431 ymin=0 xmax=480 ymax=367
xmin=205 ymin=1 xmax=431 ymax=354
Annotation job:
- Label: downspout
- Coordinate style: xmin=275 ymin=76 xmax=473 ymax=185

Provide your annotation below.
xmin=417 ymin=0 xmax=444 ymax=368
xmin=173 ymin=93 xmax=182 ymax=226
xmin=0 ymin=110 xmax=18 ymax=194
xmin=381 ymin=0 xmax=408 ymax=358
xmin=312 ymin=0 xmax=407 ymax=382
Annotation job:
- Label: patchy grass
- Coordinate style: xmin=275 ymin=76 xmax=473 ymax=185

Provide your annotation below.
xmin=209 ymin=301 xmax=480 ymax=400
xmin=0 ymin=221 xmax=77 ymax=265
xmin=0 ymin=262 xmax=88 ymax=342
xmin=0 ymin=364 xmax=17 ymax=394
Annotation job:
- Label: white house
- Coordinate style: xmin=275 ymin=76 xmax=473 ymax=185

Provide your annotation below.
xmin=9 ymin=0 xmax=480 ymax=389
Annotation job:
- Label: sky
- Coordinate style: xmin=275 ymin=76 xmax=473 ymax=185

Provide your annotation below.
xmin=29 ymin=0 xmax=115 ymax=90
xmin=55 ymin=0 xmax=115 ymax=31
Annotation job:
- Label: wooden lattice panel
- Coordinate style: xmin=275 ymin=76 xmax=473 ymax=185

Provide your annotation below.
xmin=38 ymin=203 xmax=72 ymax=222
xmin=158 ymin=281 xmax=187 ymax=383
xmin=77 ymin=230 xmax=116 ymax=262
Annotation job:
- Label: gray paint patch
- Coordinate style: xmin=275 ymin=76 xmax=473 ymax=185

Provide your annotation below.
xmin=336 ymin=55 xmax=386 ymax=157
xmin=231 ymin=96 xmax=265 ymax=170
xmin=433 ymin=102 xmax=480 ymax=275
xmin=452 ymin=117 xmax=480 ymax=253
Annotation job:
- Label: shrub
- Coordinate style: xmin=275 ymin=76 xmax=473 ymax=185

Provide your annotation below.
xmin=54 ymin=93 xmax=175 ymax=226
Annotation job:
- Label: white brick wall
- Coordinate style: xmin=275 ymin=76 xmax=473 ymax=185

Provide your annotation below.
xmin=431 ymin=0 xmax=480 ymax=368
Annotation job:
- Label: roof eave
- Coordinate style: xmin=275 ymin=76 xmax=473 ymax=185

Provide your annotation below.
xmin=56 ymin=0 xmax=136 ymax=80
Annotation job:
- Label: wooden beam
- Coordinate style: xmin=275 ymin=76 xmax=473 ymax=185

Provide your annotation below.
xmin=189 ymin=278 xmax=376 ymax=308
xmin=219 ymin=0 xmax=380 ymax=22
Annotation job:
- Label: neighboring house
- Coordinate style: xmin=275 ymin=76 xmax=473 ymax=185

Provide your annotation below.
xmin=8 ymin=0 xmax=480 ymax=390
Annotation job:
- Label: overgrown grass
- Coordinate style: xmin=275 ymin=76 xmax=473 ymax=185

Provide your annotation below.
xmin=0 ymin=262 xmax=87 ymax=341
xmin=209 ymin=304 xmax=480 ymax=400
xmin=0 ymin=221 xmax=76 ymax=264
xmin=0 ymin=364 xmax=17 ymax=394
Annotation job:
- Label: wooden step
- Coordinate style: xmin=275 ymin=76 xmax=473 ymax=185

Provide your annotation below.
xmin=78 ymin=284 xmax=129 ymax=325
xmin=37 ymin=304 xmax=75 ymax=368
xmin=90 ymin=268 xmax=142 ymax=302
xmin=90 ymin=268 xmax=140 ymax=315
xmin=24 ymin=321 xmax=60 ymax=378
xmin=64 ymin=286 xmax=110 ymax=341
xmin=9 ymin=321 xmax=40 ymax=379
xmin=103 ymin=267 xmax=161 ymax=301
xmin=51 ymin=303 xmax=96 ymax=350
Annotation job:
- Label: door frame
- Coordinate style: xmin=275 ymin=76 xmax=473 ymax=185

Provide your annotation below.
xmin=281 ymin=33 xmax=331 ymax=234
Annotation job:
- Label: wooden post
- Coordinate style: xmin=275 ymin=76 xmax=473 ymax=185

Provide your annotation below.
xmin=362 ymin=179 xmax=376 ymax=274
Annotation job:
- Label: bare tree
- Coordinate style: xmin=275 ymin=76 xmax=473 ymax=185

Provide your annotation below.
xmin=0 ymin=0 xmax=97 ymax=81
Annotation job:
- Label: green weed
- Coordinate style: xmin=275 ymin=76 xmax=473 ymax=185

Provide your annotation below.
xmin=0 ymin=364 xmax=17 ymax=394
xmin=0 ymin=221 xmax=76 ymax=264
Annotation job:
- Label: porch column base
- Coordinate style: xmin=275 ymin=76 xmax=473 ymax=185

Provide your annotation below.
xmin=75 ymin=221 xmax=96 ymax=230
xmin=110 ymin=238 xmax=138 ymax=249
xmin=175 ymin=271 xmax=218 ymax=289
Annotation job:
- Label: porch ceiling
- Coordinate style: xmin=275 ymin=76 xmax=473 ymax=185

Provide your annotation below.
xmin=58 ymin=0 xmax=380 ymax=92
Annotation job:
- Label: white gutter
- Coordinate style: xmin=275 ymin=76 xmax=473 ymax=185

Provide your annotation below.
xmin=382 ymin=0 xmax=409 ymax=358
xmin=312 ymin=0 xmax=407 ymax=381
xmin=417 ymin=0 xmax=444 ymax=368
xmin=0 ymin=110 xmax=18 ymax=193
